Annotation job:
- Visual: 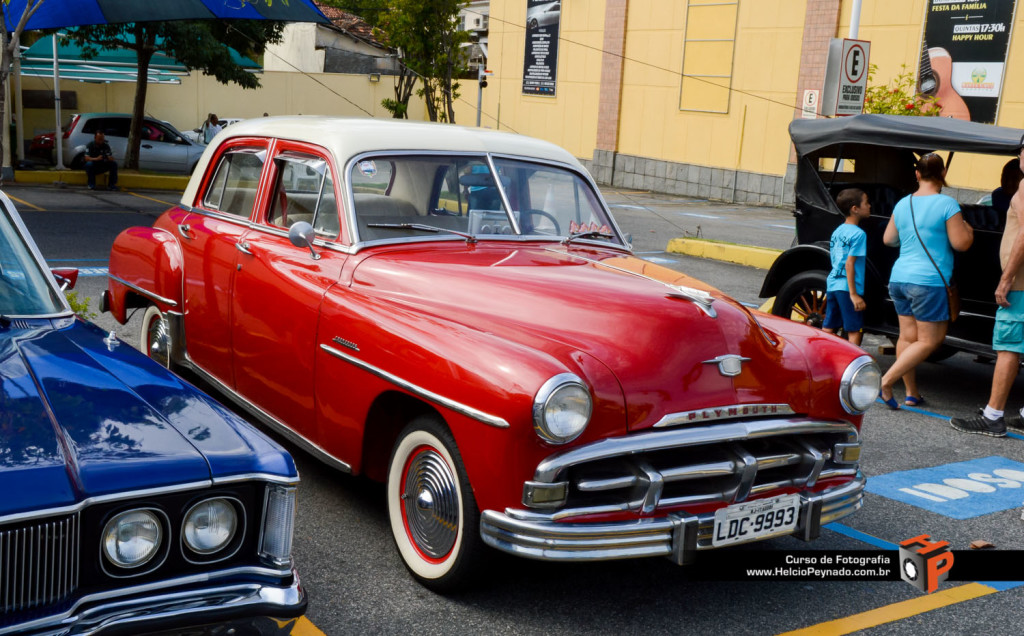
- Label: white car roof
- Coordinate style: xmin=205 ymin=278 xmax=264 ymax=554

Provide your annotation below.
xmin=181 ymin=116 xmax=584 ymax=208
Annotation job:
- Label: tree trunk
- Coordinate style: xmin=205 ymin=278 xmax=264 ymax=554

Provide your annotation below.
xmin=0 ymin=31 xmax=11 ymax=181
xmin=125 ymin=24 xmax=155 ymax=170
xmin=423 ymin=80 xmax=439 ymax=122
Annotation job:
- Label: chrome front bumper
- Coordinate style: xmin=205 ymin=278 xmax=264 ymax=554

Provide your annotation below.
xmin=480 ymin=472 xmax=865 ymax=564
xmin=7 ymin=572 xmax=305 ymax=636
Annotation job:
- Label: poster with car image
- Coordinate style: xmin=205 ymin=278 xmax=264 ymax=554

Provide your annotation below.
xmin=522 ymin=0 xmax=561 ymax=96
xmin=919 ymin=0 xmax=1018 ymax=123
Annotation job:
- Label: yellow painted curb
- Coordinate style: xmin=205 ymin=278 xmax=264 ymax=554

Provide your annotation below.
xmin=13 ymin=169 xmax=189 ymax=192
xmin=666 ymin=238 xmax=782 ymax=270
xmin=776 ymin=582 xmax=996 ymax=636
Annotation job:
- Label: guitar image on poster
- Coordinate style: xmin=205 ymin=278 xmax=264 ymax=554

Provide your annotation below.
xmin=918 ymin=40 xmax=971 ymax=121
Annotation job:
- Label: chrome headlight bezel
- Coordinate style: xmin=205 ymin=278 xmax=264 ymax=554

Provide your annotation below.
xmin=533 ymin=373 xmax=592 ymax=444
xmin=101 ymin=508 xmax=167 ymax=575
xmin=840 ymin=355 xmax=881 ymax=414
xmin=181 ymin=497 xmax=243 ymax=561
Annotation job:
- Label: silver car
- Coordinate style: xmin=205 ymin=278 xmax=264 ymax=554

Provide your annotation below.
xmin=64 ymin=112 xmax=206 ymax=174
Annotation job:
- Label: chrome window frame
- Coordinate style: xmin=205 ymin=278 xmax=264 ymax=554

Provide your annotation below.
xmin=0 ymin=192 xmax=73 ymax=318
xmin=343 ymin=150 xmax=631 ymax=253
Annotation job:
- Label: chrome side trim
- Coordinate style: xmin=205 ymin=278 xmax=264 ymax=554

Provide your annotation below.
xmin=319 ymin=343 xmax=510 ymax=429
xmin=533 ymin=418 xmax=858 ymax=483
xmin=653 ymin=403 xmax=796 ymax=428
xmin=182 ymin=356 xmax=354 ymax=473
xmin=0 ymin=482 xmax=212 ymax=527
xmin=0 ymin=567 xmax=299 ymax=636
xmin=107 ymin=274 xmax=179 ymax=308
xmin=211 ymin=472 xmax=300 ymax=486
xmin=479 ymin=473 xmax=865 ymax=563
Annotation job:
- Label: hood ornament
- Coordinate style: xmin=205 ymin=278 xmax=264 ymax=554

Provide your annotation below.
xmin=667 ymin=285 xmax=716 ymax=317
xmin=703 ymin=354 xmax=750 ymax=377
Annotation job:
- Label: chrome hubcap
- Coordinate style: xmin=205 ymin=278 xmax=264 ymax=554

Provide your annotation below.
xmin=147 ymin=314 xmax=171 ymax=368
xmin=402 ymin=448 xmax=458 ymax=559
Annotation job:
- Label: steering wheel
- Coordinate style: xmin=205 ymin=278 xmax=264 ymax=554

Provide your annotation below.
xmin=524 ymin=209 xmax=560 ymax=234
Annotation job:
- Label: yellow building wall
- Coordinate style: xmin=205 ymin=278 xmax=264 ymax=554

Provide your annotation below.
xmin=20 ymin=70 xmax=427 ymax=149
xmin=616 ymin=0 xmax=805 ymax=177
xmin=460 ymin=0 xmax=1024 ymax=193
xmin=454 ymin=0 xmax=604 ymax=159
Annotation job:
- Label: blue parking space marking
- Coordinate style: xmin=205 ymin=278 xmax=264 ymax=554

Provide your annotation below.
xmin=866 ymin=456 xmax=1024 ymax=519
xmin=76 ymin=267 xmax=109 ymax=277
xmin=679 ymin=212 xmax=720 ymax=219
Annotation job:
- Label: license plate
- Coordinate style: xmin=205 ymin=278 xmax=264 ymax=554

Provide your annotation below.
xmin=711 ymin=494 xmax=801 ymax=547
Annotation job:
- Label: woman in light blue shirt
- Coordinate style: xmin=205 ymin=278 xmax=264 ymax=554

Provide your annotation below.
xmin=879 ymin=153 xmax=974 ymax=409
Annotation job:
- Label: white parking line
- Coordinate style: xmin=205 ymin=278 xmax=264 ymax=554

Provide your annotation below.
xmin=679 ymin=212 xmax=721 ymax=219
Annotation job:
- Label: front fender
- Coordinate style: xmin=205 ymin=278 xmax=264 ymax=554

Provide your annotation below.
xmin=759 ymin=243 xmax=830 ymax=298
xmin=107 ymin=226 xmax=183 ymax=323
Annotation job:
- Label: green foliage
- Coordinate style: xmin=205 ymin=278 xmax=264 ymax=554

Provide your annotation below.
xmin=64 ymin=290 xmax=97 ymax=321
xmin=331 ymin=0 xmax=469 ymax=122
xmin=862 ymin=64 xmax=942 ymax=117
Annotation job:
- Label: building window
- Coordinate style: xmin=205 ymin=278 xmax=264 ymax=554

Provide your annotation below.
xmin=679 ymin=0 xmax=739 ymax=113
xmin=482 ymin=14 xmax=489 ymax=30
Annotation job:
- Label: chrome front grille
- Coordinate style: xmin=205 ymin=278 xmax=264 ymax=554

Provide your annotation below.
xmin=0 ymin=514 xmax=80 ymax=614
xmin=527 ymin=418 xmax=860 ymax=520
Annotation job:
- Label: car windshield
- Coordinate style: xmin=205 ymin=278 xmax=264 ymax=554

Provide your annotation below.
xmin=352 ymin=155 xmax=620 ymax=245
xmin=0 ymin=202 xmax=64 ymax=316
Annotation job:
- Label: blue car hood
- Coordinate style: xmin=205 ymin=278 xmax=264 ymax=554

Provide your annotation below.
xmin=0 ymin=319 xmax=295 ymax=518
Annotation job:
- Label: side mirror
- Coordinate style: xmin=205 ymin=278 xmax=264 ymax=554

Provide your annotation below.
xmin=288 ymin=221 xmax=320 ymax=260
xmin=51 ymin=267 xmax=79 ymax=291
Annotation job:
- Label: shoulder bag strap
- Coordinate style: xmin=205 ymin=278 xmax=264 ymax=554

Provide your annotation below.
xmin=908 ymin=195 xmax=952 ymax=291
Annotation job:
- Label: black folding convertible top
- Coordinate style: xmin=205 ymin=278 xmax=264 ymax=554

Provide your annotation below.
xmin=790 ymin=114 xmax=1024 ymax=157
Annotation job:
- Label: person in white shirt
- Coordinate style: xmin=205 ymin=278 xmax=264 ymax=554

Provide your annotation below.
xmin=203 ymin=113 xmax=223 ymax=144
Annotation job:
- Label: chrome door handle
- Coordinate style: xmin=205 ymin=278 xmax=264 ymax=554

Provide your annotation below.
xmin=178 ymin=224 xmax=192 ymax=239
xmin=235 ymin=241 xmax=253 ymax=255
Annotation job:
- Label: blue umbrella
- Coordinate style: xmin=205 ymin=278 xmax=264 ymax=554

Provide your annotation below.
xmin=5 ymin=0 xmax=330 ymax=31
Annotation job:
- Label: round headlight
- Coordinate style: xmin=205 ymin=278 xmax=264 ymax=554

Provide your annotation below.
xmin=102 ymin=509 xmax=162 ymax=569
xmin=840 ymin=355 xmax=881 ymax=414
xmin=183 ymin=498 xmax=238 ymax=555
xmin=534 ymin=373 xmax=592 ymax=444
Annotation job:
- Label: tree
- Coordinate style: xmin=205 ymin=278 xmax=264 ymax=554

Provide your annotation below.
xmin=325 ymin=0 xmax=469 ymax=122
xmin=64 ymin=20 xmax=284 ymax=169
xmin=0 ymin=0 xmax=47 ymax=177
xmin=863 ymin=64 xmax=941 ymax=117
xmin=376 ymin=0 xmax=469 ymax=122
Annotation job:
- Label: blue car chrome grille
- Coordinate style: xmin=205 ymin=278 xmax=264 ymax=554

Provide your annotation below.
xmin=0 ymin=514 xmax=79 ymax=614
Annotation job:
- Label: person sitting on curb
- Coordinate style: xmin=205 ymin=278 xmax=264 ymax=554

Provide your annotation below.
xmin=951 ymin=149 xmax=1024 ymax=437
xmin=83 ymin=131 xmax=118 ymax=191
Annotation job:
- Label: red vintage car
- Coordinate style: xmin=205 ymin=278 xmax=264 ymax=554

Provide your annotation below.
xmin=105 ymin=117 xmax=880 ymax=591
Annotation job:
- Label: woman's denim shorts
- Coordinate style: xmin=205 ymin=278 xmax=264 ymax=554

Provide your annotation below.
xmin=889 ymin=282 xmax=949 ymax=323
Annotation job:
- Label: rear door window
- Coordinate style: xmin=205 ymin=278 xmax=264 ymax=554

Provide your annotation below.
xmin=202 ymin=147 xmax=267 ymax=218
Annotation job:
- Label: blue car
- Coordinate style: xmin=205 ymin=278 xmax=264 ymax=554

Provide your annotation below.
xmin=0 ymin=191 xmax=306 ymax=634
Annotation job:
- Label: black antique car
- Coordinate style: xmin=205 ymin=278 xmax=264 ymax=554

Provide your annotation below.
xmin=760 ymin=114 xmax=1024 ymax=360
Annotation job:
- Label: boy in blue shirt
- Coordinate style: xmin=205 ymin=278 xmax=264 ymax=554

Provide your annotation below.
xmin=823 ymin=188 xmax=870 ymax=345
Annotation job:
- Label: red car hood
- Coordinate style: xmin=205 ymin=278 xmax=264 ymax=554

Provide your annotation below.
xmin=351 ymin=242 xmax=812 ymax=431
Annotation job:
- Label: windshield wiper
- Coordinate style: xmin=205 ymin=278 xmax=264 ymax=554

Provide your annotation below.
xmin=367 ymin=223 xmax=477 ymax=243
xmin=561 ymin=230 xmax=615 ymax=246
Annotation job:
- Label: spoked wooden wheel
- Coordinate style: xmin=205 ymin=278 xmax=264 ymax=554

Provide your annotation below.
xmin=772 ymin=271 xmax=829 ymax=328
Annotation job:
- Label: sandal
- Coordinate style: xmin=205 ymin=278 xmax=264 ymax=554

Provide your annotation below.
xmin=905 ymin=396 xmax=925 ymax=407
xmin=879 ymin=391 xmax=900 ymax=410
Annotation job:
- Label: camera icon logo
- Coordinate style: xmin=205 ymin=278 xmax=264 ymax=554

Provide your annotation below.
xmin=899 ymin=534 xmax=954 ymax=593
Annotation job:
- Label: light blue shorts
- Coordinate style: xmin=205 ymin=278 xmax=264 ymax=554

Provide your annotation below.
xmin=994 ymin=291 xmax=1024 ymax=354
